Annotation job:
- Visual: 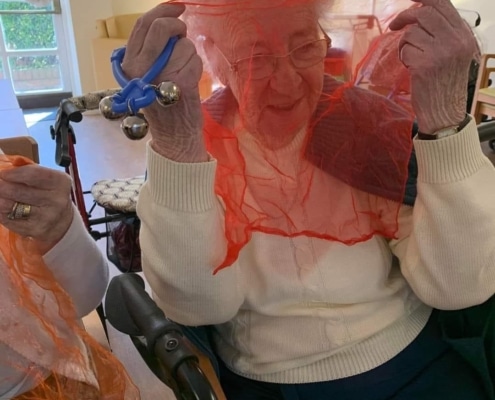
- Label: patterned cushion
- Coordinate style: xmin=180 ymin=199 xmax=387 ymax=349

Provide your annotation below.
xmin=91 ymin=176 xmax=145 ymax=213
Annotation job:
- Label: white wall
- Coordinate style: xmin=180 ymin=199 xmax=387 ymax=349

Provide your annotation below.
xmin=452 ymin=0 xmax=495 ymax=53
xmin=63 ymin=0 xmax=495 ymax=94
xmin=109 ymin=0 xmax=495 ymax=52
xmin=111 ymin=0 xmax=159 ymax=15
xmin=60 ymin=0 xmax=158 ymax=94
xmin=107 ymin=0 xmax=495 ymax=80
xmin=61 ymin=0 xmax=113 ymax=94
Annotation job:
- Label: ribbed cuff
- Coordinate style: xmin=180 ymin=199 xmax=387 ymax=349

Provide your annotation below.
xmin=146 ymin=141 xmax=217 ymax=212
xmin=414 ymin=118 xmax=488 ymax=184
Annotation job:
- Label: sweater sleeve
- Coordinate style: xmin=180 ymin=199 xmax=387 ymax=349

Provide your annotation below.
xmin=390 ymin=118 xmax=495 ymax=310
xmin=42 ymin=206 xmax=109 ymax=318
xmin=136 ymin=142 xmax=243 ymax=326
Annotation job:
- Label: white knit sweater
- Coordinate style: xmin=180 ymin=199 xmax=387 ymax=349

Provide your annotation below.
xmin=137 ymin=118 xmax=495 ymax=383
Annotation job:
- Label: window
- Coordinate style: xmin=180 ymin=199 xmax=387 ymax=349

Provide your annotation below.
xmin=0 ymin=0 xmax=71 ymax=95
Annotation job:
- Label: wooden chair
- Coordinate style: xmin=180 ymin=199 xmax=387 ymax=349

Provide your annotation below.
xmin=471 ymin=54 xmax=495 ymax=124
xmin=0 ymin=136 xmax=39 ymax=163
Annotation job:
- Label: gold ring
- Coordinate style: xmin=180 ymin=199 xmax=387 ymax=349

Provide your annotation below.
xmin=7 ymin=202 xmax=32 ymax=220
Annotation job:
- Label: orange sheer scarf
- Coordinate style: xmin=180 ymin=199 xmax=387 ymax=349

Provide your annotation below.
xmin=0 ymin=155 xmax=139 ymax=399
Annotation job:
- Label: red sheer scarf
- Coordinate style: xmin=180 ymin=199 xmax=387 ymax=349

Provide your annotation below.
xmin=202 ymin=76 xmax=413 ymax=271
xmin=173 ymin=0 xmax=415 ymax=271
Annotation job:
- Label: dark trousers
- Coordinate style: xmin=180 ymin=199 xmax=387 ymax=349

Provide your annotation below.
xmin=219 ymin=349 xmax=487 ymax=400
xmin=215 ymin=310 xmax=489 ymax=400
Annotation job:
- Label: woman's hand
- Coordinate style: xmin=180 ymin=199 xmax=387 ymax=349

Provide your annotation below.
xmin=122 ymin=3 xmax=207 ymax=162
xmin=0 ymin=164 xmax=73 ymax=254
xmin=390 ymin=0 xmax=478 ymax=134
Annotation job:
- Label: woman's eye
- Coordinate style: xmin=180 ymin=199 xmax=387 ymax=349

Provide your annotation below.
xmin=294 ymin=43 xmax=317 ymax=57
xmin=250 ymin=56 xmax=271 ymax=69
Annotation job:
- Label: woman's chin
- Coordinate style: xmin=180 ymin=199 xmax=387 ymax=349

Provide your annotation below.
xmin=255 ymin=121 xmax=306 ymax=150
xmin=255 ymin=107 xmax=308 ymax=149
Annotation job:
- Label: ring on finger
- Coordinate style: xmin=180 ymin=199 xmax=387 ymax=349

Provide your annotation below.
xmin=7 ymin=202 xmax=32 ymax=220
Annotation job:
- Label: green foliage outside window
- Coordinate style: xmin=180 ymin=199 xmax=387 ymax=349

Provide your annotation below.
xmin=0 ymin=1 xmax=56 ymax=70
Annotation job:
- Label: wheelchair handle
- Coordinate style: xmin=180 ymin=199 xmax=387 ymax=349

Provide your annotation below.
xmin=106 ymin=273 xmax=185 ymax=350
xmin=155 ymin=336 xmax=218 ymax=400
xmin=105 ymin=274 xmax=218 ymax=399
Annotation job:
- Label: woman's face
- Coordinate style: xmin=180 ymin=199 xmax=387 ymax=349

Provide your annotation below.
xmin=211 ymin=5 xmax=325 ymax=149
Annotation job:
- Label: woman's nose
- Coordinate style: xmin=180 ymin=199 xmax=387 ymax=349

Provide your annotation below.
xmin=269 ymin=56 xmax=303 ymax=93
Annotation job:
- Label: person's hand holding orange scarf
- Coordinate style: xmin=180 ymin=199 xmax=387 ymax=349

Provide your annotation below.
xmin=0 ymin=154 xmax=140 ymax=399
xmin=0 ymin=155 xmax=73 ymax=254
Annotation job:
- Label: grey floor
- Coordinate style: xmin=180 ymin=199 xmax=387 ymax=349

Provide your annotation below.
xmin=24 ymin=109 xmax=176 ymax=400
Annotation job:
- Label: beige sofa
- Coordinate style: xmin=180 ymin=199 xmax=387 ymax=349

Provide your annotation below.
xmin=91 ymin=13 xmax=213 ymax=99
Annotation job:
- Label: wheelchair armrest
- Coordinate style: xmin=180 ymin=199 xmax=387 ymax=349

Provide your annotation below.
xmin=105 ymin=273 xmax=225 ymax=399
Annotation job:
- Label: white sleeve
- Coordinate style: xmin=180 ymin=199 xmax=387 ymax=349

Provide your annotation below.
xmin=390 ymin=119 xmax=495 ymax=310
xmin=137 ymin=142 xmax=243 ymax=326
xmin=42 ymin=206 xmax=109 ymax=318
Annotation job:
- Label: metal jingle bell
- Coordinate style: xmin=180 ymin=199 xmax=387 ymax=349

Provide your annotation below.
xmin=155 ymin=81 xmax=181 ymax=107
xmin=121 ymin=113 xmax=149 ymax=140
xmin=99 ymin=96 xmax=127 ymax=120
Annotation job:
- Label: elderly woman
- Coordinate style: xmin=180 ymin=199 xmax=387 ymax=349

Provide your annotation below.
xmin=124 ymin=0 xmax=495 ymax=398
xmin=0 ymin=158 xmax=138 ymax=399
